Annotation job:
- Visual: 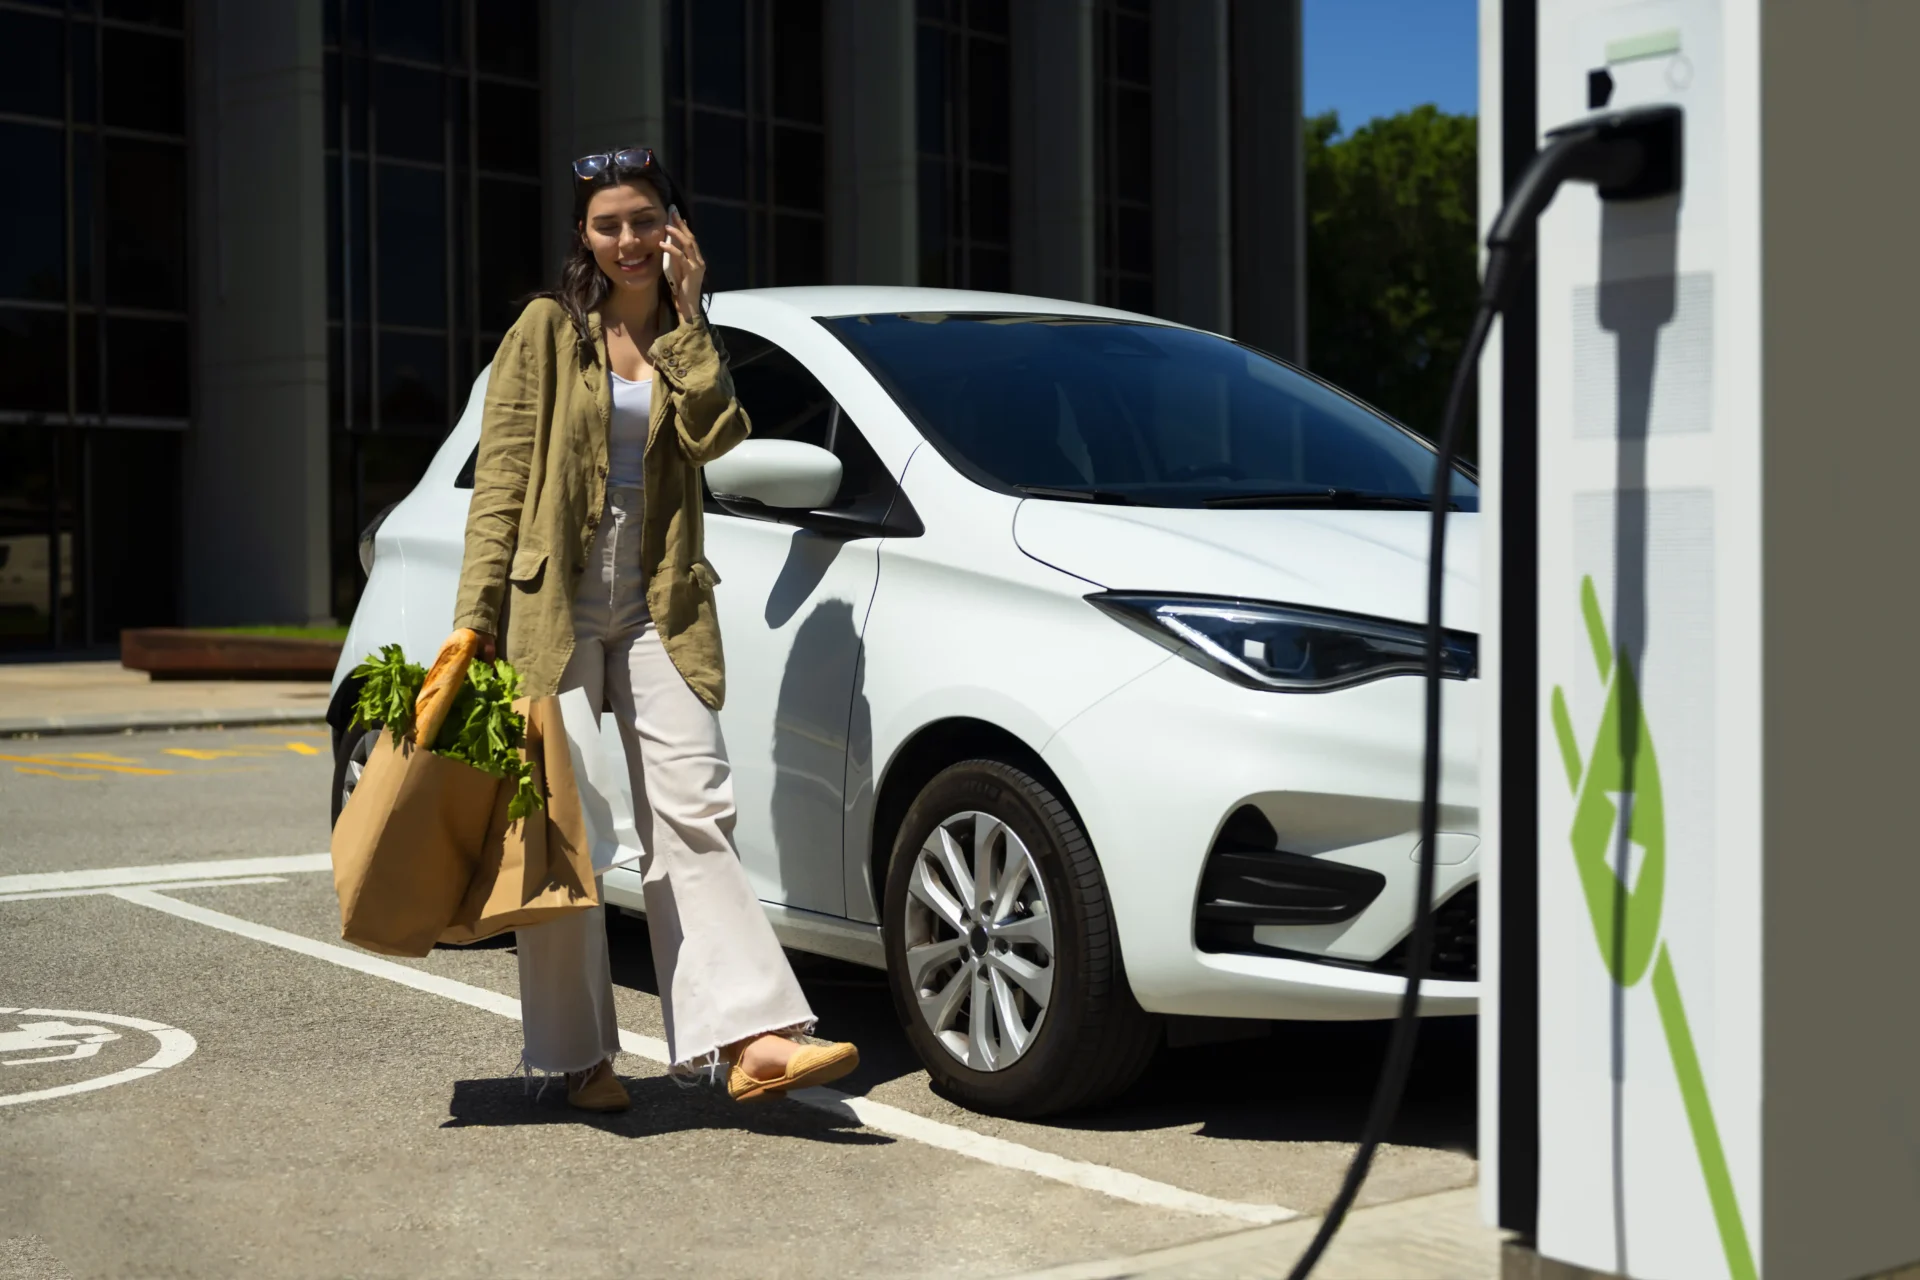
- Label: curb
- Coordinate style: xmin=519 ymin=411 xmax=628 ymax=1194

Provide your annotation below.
xmin=0 ymin=707 xmax=330 ymax=739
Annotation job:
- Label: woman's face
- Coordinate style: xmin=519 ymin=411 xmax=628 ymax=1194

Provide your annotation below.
xmin=582 ymin=179 xmax=667 ymax=297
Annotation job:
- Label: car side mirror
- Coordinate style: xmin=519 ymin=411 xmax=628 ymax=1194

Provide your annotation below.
xmin=705 ymin=439 xmax=843 ymax=511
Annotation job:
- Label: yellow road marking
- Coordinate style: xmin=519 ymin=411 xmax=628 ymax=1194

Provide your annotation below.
xmin=14 ymin=767 xmax=102 ymax=781
xmin=0 ymin=754 xmax=172 ymax=777
xmin=161 ymin=747 xmax=282 ymax=761
xmin=281 ymin=741 xmax=321 ymax=756
xmin=61 ymin=753 xmax=141 ymax=764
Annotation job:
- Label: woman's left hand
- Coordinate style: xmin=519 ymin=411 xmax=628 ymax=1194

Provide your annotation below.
xmin=662 ymin=208 xmax=707 ymax=322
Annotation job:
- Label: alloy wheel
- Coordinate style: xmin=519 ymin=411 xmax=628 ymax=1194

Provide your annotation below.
xmin=903 ymin=809 xmax=1056 ymax=1071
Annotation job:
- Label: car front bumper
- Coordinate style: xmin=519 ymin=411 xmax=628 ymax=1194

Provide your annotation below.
xmin=1040 ymin=653 xmax=1480 ymax=1021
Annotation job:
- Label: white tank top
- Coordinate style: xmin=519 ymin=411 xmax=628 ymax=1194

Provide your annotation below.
xmin=608 ymin=371 xmax=652 ymax=489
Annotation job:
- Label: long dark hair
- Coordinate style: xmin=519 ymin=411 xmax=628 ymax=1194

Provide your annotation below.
xmin=535 ymin=152 xmax=687 ymax=367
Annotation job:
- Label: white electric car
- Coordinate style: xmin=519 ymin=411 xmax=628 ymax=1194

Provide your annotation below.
xmin=328 ymin=286 xmax=1481 ymax=1117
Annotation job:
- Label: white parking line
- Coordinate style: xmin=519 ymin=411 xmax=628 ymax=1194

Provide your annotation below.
xmin=109 ymin=885 xmax=1299 ymax=1227
xmin=0 ymin=853 xmax=331 ymax=897
xmin=0 ymin=876 xmax=286 ymax=903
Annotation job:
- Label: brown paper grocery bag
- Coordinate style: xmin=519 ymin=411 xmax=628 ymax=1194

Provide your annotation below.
xmin=329 ymin=731 xmax=500 ymax=957
xmin=438 ymin=695 xmax=599 ymax=945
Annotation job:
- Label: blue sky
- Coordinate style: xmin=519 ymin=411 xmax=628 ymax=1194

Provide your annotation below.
xmin=1304 ymin=0 xmax=1479 ymax=135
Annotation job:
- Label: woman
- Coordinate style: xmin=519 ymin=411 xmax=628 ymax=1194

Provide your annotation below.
xmin=447 ymin=146 xmax=858 ymax=1112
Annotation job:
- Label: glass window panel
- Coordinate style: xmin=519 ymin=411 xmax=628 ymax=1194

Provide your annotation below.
xmin=325 ymin=0 xmax=341 ymax=45
xmin=0 ymin=124 xmax=65 ymax=304
xmin=1115 ymin=87 xmax=1151 ymax=203
xmin=0 ymin=10 xmax=65 ymax=120
xmin=917 ymin=157 xmax=947 ymax=286
xmin=72 ymin=20 xmax=97 ymax=124
xmin=690 ymin=0 xmax=746 ymax=109
xmin=76 ymin=314 xmax=98 ymax=413
xmin=102 ymin=0 xmax=184 ymax=25
xmin=102 ymin=137 xmax=188 ymax=311
xmin=967 ymin=0 xmax=1009 ymax=35
xmin=474 ymin=0 xmax=539 ymax=78
xmin=476 ymin=80 xmax=540 ymax=175
xmin=377 ymin=331 xmax=448 ymax=429
xmin=666 ymin=0 xmax=686 ymax=102
xmin=771 ymin=0 xmax=825 ymax=124
xmin=970 ymin=246 xmax=1010 ymax=292
xmin=373 ymin=61 xmax=445 ymax=162
xmin=693 ymin=201 xmax=748 ymax=292
xmin=476 ymin=178 xmax=543 ymax=333
xmin=104 ymin=314 xmax=188 ymax=417
xmin=102 ymin=28 xmax=184 ymax=135
xmin=1116 ymin=12 xmax=1149 ymax=84
xmin=915 ymin=24 xmax=947 ymax=156
xmin=86 ymin=427 xmax=180 ymax=637
xmin=330 ymin=320 xmax=372 ymax=428
xmin=0 ymin=309 xmax=67 ymax=414
xmin=372 ymin=0 xmax=443 ymax=62
xmin=1117 ymin=204 xmax=1151 ymax=273
xmin=713 ymin=327 xmax=833 ymax=447
xmin=665 ymin=101 xmax=686 ymax=172
xmin=0 ymin=426 xmax=55 ymax=650
xmin=966 ymin=36 xmax=1010 ymax=159
xmin=692 ymin=110 xmax=747 ymax=200
xmin=916 ymin=0 xmax=947 ymax=19
xmin=375 ymin=163 xmax=447 ymax=329
xmin=336 ymin=154 xmax=370 ymax=323
xmin=1117 ymin=275 xmax=1153 ymax=317
xmin=771 ymin=125 xmax=824 ymax=213
xmin=773 ymin=215 xmax=824 ymax=287
xmin=325 ymin=52 xmax=342 ymax=149
xmin=969 ymin=166 xmax=1009 ymax=245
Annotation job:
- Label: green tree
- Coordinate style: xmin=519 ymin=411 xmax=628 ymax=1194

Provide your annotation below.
xmin=1306 ymin=106 xmax=1480 ymax=462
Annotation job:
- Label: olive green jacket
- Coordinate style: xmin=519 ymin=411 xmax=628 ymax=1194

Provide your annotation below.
xmin=451 ymin=297 xmax=750 ymax=709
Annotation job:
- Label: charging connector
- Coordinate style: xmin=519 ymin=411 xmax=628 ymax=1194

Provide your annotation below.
xmin=1284 ymin=103 xmax=1683 ymax=1280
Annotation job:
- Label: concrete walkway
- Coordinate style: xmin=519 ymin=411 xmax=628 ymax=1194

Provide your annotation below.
xmin=0 ymin=662 xmax=331 ymax=738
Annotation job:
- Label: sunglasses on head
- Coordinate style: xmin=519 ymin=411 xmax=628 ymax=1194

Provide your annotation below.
xmin=572 ymin=147 xmax=659 ymax=182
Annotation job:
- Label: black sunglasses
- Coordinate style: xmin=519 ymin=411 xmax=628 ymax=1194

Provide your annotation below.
xmin=573 ymin=147 xmax=658 ymax=182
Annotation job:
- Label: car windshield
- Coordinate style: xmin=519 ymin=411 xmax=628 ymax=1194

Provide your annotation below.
xmin=821 ymin=313 xmax=1478 ymax=511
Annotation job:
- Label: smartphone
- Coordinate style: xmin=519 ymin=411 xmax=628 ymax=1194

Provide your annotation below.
xmin=663 ymin=204 xmax=681 ymax=289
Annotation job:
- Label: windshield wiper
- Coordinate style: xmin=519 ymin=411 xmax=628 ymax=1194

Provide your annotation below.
xmin=1015 ymin=485 xmax=1137 ymax=505
xmin=1201 ymin=488 xmax=1455 ymax=511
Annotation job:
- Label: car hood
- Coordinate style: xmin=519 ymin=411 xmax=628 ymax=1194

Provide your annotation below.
xmin=1012 ymin=501 xmax=1480 ymax=632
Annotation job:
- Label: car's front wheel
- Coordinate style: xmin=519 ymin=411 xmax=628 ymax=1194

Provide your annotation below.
xmin=330 ymin=723 xmax=381 ymax=827
xmin=883 ymin=759 xmax=1161 ymax=1118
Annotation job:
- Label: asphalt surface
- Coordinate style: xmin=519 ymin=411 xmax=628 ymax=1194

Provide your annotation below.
xmin=0 ymin=726 xmax=1481 ymax=1279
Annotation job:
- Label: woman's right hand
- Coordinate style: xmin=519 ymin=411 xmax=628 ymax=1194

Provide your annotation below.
xmin=440 ymin=628 xmax=495 ymax=663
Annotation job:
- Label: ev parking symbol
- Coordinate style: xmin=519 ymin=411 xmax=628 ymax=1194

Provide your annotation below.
xmin=0 ymin=1007 xmax=197 ymax=1107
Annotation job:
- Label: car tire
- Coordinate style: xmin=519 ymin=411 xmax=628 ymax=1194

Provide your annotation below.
xmin=883 ymin=758 xmax=1161 ymax=1118
xmin=330 ymin=723 xmax=381 ymax=827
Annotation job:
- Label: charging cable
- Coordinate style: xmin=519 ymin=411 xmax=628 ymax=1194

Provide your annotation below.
xmin=1284 ymin=104 xmax=1683 ymax=1280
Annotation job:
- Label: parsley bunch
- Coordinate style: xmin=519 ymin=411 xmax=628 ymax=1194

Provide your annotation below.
xmin=347 ymin=644 xmax=545 ymax=821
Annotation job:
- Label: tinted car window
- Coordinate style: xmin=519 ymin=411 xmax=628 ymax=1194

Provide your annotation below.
xmin=822 ymin=313 xmax=1478 ymax=510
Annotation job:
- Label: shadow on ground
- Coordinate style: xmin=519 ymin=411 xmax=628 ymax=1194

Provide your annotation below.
xmin=601 ymin=909 xmax=1477 ymax=1155
xmin=442 ymin=1071 xmax=895 ymax=1147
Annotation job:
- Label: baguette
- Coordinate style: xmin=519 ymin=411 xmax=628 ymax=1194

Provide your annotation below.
xmin=414 ymin=629 xmax=482 ymax=747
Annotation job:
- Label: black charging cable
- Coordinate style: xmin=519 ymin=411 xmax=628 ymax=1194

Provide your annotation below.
xmin=1283 ymin=104 xmax=1682 ymax=1280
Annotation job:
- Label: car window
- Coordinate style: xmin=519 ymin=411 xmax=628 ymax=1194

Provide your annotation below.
xmin=821 ymin=313 xmax=1478 ymax=510
xmin=713 ymin=325 xmax=895 ymax=519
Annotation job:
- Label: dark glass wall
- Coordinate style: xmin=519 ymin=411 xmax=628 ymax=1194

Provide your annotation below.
xmin=664 ymin=0 xmax=829 ymax=291
xmin=323 ymin=0 xmax=545 ymax=622
xmin=0 ymin=0 xmax=188 ymax=651
xmin=1094 ymin=0 xmax=1152 ymax=314
xmin=915 ymin=0 xmax=1011 ymax=290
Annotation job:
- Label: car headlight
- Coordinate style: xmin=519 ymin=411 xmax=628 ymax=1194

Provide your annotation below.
xmin=1086 ymin=593 xmax=1477 ymax=692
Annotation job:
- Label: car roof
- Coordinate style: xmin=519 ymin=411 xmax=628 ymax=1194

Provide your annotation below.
xmin=709 ymin=285 xmax=1198 ymax=329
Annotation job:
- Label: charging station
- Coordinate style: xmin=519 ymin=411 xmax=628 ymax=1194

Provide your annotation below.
xmin=1476 ymin=2 xmax=1920 ymax=1278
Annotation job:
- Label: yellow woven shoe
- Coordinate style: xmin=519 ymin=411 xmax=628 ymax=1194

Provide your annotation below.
xmin=566 ymin=1059 xmax=631 ymax=1112
xmin=728 ymin=1041 xmax=859 ymax=1103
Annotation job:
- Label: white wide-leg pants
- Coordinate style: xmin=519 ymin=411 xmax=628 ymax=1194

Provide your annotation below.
xmin=515 ymin=484 xmax=816 ymax=1076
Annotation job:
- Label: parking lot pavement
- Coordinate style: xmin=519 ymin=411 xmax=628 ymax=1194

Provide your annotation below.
xmin=0 ymin=728 xmax=1485 ymax=1279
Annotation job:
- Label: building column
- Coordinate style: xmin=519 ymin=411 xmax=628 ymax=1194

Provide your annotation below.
xmin=546 ymin=0 xmax=668 ymax=272
xmin=186 ymin=0 xmax=331 ymax=625
xmin=1230 ymin=0 xmax=1305 ymax=363
xmin=825 ymin=0 xmax=917 ymax=284
xmin=1011 ymin=0 xmax=1096 ymax=304
xmin=1149 ymin=0 xmax=1233 ymax=333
